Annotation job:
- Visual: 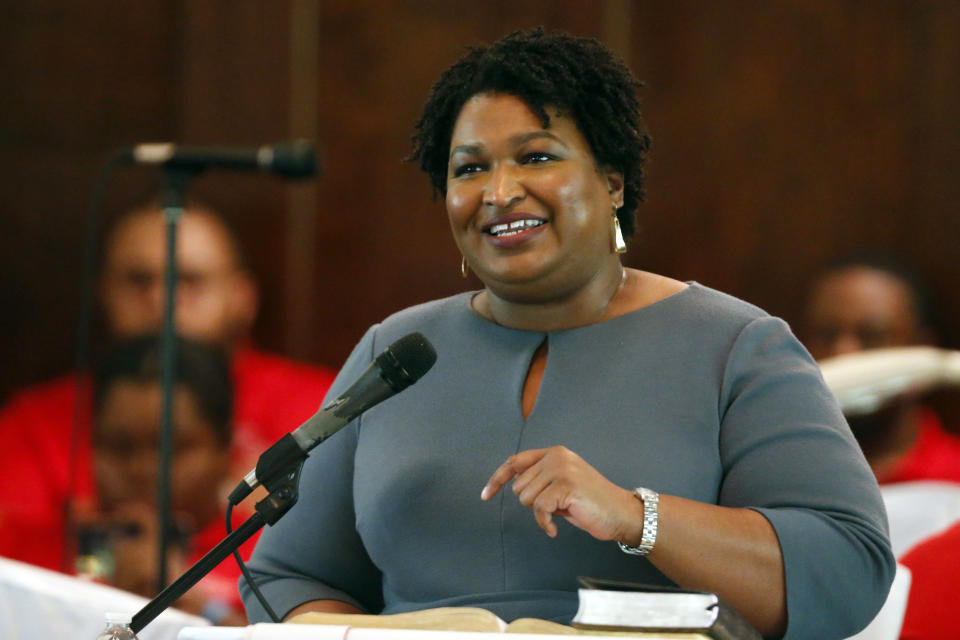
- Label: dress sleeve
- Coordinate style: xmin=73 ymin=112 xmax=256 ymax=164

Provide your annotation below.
xmin=717 ymin=316 xmax=896 ymax=640
xmin=240 ymin=326 xmax=385 ymax=621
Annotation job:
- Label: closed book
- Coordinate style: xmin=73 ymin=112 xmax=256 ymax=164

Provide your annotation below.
xmin=571 ymin=578 xmax=761 ymax=640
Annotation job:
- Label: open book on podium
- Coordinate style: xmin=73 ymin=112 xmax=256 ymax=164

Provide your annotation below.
xmin=275 ymin=578 xmax=760 ymax=640
xmin=178 ymin=579 xmax=761 ymax=640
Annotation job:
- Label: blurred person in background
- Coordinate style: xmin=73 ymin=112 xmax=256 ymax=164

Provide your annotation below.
xmin=802 ymin=256 xmax=960 ymax=484
xmin=74 ymin=334 xmax=249 ymax=625
xmin=802 ymin=255 xmax=960 ymax=639
xmin=0 ymin=201 xmax=336 ymax=574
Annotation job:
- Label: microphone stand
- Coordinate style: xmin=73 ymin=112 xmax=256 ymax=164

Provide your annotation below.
xmin=155 ymin=167 xmax=197 ymax=592
xmin=129 ymin=153 xmax=320 ymax=627
xmin=130 ymin=462 xmax=303 ymax=634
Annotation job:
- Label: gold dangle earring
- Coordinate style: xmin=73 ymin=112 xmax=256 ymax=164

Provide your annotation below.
xmin=612 ymin=207 xmax=627 ymax=254
xmin=461 ymin=256 xmax=470 ymax=278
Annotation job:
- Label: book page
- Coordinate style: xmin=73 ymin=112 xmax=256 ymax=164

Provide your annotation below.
xmin=288 ymin=606 xmax=713 ymax=637
xmin=573 ymin=589 xmax=718 ymax=630
xmin=503 ymin=617 xmax=579 ymax=634
xmin=288 ymin=607 xmax=508 ymax=632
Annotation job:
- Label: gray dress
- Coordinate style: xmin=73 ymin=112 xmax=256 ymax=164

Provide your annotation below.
xmin=241 ymin=284 xmax=894 ymax=640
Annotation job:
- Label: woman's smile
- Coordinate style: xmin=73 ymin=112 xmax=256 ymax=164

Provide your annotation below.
xmin=482 ymin=213 xmax=548 ymax=248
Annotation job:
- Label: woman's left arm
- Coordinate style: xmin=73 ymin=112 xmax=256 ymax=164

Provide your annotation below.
xmin=482 ymin=447 xmax=787 ymax=637
xmin=484 ymin=315 xmax=895 ymax=640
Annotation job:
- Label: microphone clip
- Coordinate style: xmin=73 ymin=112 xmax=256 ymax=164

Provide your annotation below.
xmin=228 ymin=433 xmax=307 ymax=505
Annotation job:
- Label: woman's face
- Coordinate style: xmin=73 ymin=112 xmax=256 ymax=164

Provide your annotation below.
xmin=446 ymin=93 xmax=624 ymax=302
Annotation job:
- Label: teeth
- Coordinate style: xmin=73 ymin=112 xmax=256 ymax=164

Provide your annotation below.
xmin=488 ymin=219 xmax=544 ymax=236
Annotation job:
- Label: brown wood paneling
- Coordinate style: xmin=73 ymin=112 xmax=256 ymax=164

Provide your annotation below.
xmin=1 ymin=1 xmax=959 ymax=423
xmin=0 ymin=1 xmax=180 ymax=397
xmin=627 ymin=2 xmax=960 ymax=341
xmin=172 ymin=0 xmax=295 ymax=363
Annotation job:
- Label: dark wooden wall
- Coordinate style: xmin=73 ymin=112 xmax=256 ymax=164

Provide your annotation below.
xmin=2 ymin=1 xmax=958 ymax=405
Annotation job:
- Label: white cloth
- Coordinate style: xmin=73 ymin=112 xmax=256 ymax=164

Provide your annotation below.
xmin=881 ymin=480 xmax=960 ymax=557
xmin=0 ymin=555 xmax=208 ymax=640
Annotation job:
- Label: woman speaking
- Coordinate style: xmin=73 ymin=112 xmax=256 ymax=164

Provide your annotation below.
xmin=242 ymin=29 xmax=894 ymax=640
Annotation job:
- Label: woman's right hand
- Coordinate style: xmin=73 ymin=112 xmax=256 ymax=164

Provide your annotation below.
xmin=481 ymin=446 xmax=643 ymax=544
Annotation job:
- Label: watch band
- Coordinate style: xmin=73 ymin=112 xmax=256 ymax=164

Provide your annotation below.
xmin=617 ymin=487 xmax=659 ymax=556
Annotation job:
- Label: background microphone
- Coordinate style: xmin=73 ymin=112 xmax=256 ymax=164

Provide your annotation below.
xmin=121 ymin=139 xmax=318 ymax=178
xmin=819 ymin=346 xmax=960 ymax=416
xmin=229 ymin=332 xmax=437 ymax=504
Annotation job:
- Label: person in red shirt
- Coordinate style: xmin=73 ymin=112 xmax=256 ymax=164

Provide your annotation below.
xmin=803 ymin=257 xmax=960 ymax=637
xmin=81 ymin=334 xmax=249 ymax=624
xmin=897 ymin=521 xmax=960 ymax=640
xmin=93 ymin=201 xmax=337 ymax=476
xmin=0 ymin=203 xmax=336 ymax=610
xmin=802 ymin=257 xmax=960 ymax=484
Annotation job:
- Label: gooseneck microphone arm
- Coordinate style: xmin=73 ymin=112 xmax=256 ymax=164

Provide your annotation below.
xmin=228 ymin=332 xmax=438 ymax=505
xmin=131 ymin=465 xmax=301 ymax=634
xmin=129 ymin=333 xmax=437 ymax=635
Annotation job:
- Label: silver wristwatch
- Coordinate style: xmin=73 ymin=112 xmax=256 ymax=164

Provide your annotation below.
xmin=617 ymin=487 xmax=659 ymax=556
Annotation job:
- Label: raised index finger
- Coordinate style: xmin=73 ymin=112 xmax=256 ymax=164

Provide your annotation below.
xmin=481 ymin=448 xmax=547 ymax=501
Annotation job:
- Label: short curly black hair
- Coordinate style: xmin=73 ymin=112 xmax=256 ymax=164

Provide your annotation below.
xmin=408 ymin=27 xmax=651 ymax=237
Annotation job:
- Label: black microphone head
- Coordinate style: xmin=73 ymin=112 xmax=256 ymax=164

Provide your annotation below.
xmin=270 ymin=140 xmax=318 ymax=178
xmin=376 ymin=332 xmax=437 ymax=390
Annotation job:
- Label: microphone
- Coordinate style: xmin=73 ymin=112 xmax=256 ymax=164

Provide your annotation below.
xmin=819 ymin=346 xmax=960 ymax=416
xmin=228 ymin=332 xmax=437 ymax=504
xmin=121 ymin=139 xmax=318 ymax=178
